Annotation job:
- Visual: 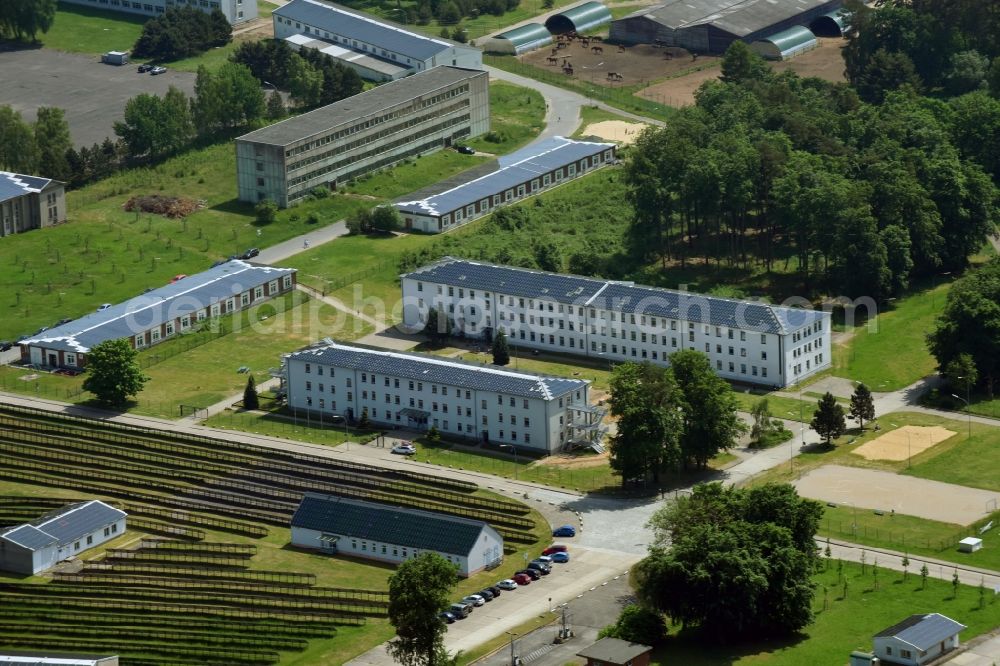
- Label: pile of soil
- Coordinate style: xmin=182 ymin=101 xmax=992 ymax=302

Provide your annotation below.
xmin=124 ymin=195 xmax=203 ymax=219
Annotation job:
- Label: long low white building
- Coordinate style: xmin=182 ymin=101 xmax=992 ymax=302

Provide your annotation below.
xmin=291 ymin=493 xmax=503 ymax=577
xmin=284 ymin=341 xmax=599 ymax=453
xmin=400 ymin=258 xmax=831 ymax=388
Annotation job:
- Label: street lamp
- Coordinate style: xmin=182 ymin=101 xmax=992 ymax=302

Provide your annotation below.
xmin=499 ymin=444 xmax=518 ymax=479
xmin=506 ymin=631 xmax=517 ymax=666
xmin=951 ymin=391 xmax=972 ymax=440
xmin=342 ymin=410 xmax=350 ymax=451
xmin=890 ymin=422 xmax=911 ymax=468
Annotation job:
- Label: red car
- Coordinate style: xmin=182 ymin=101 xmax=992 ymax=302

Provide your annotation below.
xmin=171 ymin=274 xmax=187 ymax=283
xmin=542 ymin=545 xmax=568 ymax=556
xmin=512 ymin=573 xmax=532 ymax=585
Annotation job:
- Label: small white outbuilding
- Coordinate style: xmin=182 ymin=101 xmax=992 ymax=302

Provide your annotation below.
xmin=958 ymin=537 xmax=983 ymax=553
xmin=872 ymin=613 xmax=965 ymax=665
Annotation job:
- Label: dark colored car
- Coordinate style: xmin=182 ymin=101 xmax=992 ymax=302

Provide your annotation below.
xmin=57 ymin=318 xmax=72 ymax=326
xmin=486 ymin=585 xmax=502 ymax=598
xmin=478 ymin=588 xmax=494 ymax=601
xmin=241 ymin=247 xmax=260 ymax=259
xmin=552 ymin=525 xmax=576 ymax=537
xmin=137 ymin=64 xmax=153 ymax=73
xmin=528 ymin=561 xmax=551 ymax=575
xmin=439 ymin=611 xmax=456 ymax=624
xmin=516 ymin=568 xmax=541 ymax=581
xmin=455 ymin=145 xmax=475 ymax=154
xmin=0 ymin=341 xmax=12 ymax=352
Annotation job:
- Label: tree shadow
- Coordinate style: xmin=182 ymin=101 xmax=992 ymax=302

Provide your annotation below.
xmin=651 ymin=626 xmax=810 ymax=666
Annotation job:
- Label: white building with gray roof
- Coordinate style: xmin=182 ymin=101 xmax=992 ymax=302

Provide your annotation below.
xmin=284 ymin=341 xmax=597 ymax=453
xmin=273 ymin=0 xmax=482 ymax=81
xmin=401 ymin=258 xmax=831 ymax=388
xmin=0 ymin=501 xmax=127 ymax=575
xmin=872 ymin=613 xmax=966 ymax=665
xmin=1 ymin=171 xmax=66 ymax=238
xmin=395 ymin=136 xmax=616 ymax=233
xmin=60 ymin=0 xmax=255 ymax=24
xmin=19 ymin=260 xmax=296 ymax=369
xmin=236 ymin=66 xmax=489 ymax=208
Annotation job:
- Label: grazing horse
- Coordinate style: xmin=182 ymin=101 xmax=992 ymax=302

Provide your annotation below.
xmin=546 ymin=56 xmax=559 ymax=65
xmin=591 ymin=45 xmax=603 ymax=54
xmin=563 ymin=64 xmax=574 ymax=75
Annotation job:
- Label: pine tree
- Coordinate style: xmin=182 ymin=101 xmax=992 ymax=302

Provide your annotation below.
xmin=920 ymin=563 xmax=929 ymax=589
xmin=811 ymin=392 xmax=846 ymax=446
xmin=359 ymin=407 xmax=370 ymax=429
xmin=243 ymin=375 xmax=259 ymax=410
xmin=491 ymin=329 xmax=510 ymax=366
xmin=265 ymin=90 xmax=285 ymax=120
xmin=848 ymin=383 xmax=876 ymax=430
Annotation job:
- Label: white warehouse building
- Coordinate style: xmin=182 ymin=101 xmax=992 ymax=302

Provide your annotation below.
xmin=400 ymin=258 xmax=831 ymax=388
xmin=290 ymin=493 xmax=503 ymax=577
xmin=284 ymin=341 xmax=598 ymax=454
xmin=273 ymin=0 xmax=482 ymax=81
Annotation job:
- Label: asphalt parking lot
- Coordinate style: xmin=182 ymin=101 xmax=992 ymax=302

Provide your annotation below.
xmin=0 ymin=45 xmax=196 ymax=147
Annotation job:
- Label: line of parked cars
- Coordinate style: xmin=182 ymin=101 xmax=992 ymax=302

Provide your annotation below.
xmin=438 ymin=545 xmax=570 ymax=623
xmin=137 ymin=63 xmax=167 ymax=75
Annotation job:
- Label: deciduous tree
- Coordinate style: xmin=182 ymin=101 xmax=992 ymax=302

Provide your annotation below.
xmin=669 ymin=350 xmax=746 ymax=468
xmin=82 ymin=338 xmax=148 ymax=408
xmin=33 ymin=107 xmax=71 ymax=181
xmin=491 ymin=329 xmax=510 ymax=366
xmin=387 ymin=552 xmax=458 ymax=666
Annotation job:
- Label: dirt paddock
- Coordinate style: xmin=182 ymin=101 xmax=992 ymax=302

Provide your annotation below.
xmin=852 ymin=425 xmax=956 ymax=462
xmin=793 ymin=465 xmax=1000 ymax=525
xmin=521 ymin=41 xmax=720 ymax=88
xmin=580 ymin=120 xmax=649 ymax=144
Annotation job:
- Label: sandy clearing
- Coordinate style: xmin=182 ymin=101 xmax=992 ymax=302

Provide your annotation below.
xmin=580 ymin=120 xmax=649 ymax=144
xmin=853 ymin=425 xmax=956 ymax=462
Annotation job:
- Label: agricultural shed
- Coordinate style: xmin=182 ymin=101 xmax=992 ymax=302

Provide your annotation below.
xmin=809 ymin=7 xmax=849 ymax=36
xmin=545 ymin=2 xmax=612 ymax=34
xmin=290 ymin=493 xmax=503 ymax=576
xmin=483 ymin=23 xmax=553 ymax=54
xmin=750 ymin=25 xmax=817 ymax=60
xmin=0 ymin=501 xmax=127 ymax=575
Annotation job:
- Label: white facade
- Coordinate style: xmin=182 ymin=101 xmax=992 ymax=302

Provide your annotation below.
xmin=59 ymin=0 xmax=255 ymax=24
xmin=873 ymin=634 xmax=960 ymax=666
xmin=400 ymin=259 xmax=831 ymax=388
xmin=284 ymin=342 xmax=591 ymax=454
xmin=872 ymin=614 xmax=966 ymax=666
xmin=273 ymin=0 xmax=482 ymax=81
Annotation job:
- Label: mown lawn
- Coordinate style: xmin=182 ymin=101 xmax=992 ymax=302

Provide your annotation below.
xmin=466 ymin=81 xmax=546 ymax=155
xmin=904 ymin=420 xmax=1000 ymax=492
xmin=732 ymin=391 xmax=817 ymax=423
xmin=39 ymin=3 xmax=146 ymax=55
xmin=651 ymin=561 xmax=1000 ymax=666
xmin=203 ymin=408 xmax=380 ymax=445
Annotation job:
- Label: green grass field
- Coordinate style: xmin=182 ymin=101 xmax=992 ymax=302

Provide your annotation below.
xmin=904 ymin=421 xmax=1000 ymax=492
xmin=651 ymin=561 xmax=1000 ymax=666
xmin=204 ymin=408 xmax=380 ymax=446
xmin=466 ymin=81 xmax=546 ymax=155
xmin=733 ymin=391 xmax=817 ymax=423
xmin=39 ymin=3 xmax=146 ymax=55
xmin=830 ymin=282 xmax=951 ymax=391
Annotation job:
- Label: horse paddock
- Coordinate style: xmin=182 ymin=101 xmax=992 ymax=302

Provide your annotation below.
xmin=793 ymin=465 xmax=1000 ymax=525
xmin=519 ymin=39 xmax=720 ymax=88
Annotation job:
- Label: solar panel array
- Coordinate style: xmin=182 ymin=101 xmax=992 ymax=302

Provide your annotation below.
xmin=0 ymin=524 xmax=58 ymax=550
xmin=875 ymin=613 xmax=967 ymax=651
xmin=0 ymin=171 xmax=54 ymax=204
xmin=292 ymin=493 xmax=489 ymax=555
xmin=290 ymin=342 xmax=587 ymax=400
xmin=1 ymin=501 xmax=126 ymax=551
xmin=404 ymin=258 xmax=825 ymax=334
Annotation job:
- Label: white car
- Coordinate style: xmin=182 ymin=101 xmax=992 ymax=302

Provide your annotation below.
xmin=497 ymin=579 xmax=518 ymax=590
xmin=97 ymin=303 xmax=112 ymax=312
xmin=462 ymin=594 xmax=485 ymax=607
xmin=391 ymin=443 xmax=416 ymax=455
xmin=535 ymin=555 xmax=553 ymax=563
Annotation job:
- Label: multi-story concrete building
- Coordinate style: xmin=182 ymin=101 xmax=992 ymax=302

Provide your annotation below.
xmin=235 ymin=66 xmax=489 ymax=208
xmin=19 ymin=260 xmax=296 ymax=369
xmin=284 ymin=341 xmax=599 ymax=454
xmin=273 ymin=0 xmax=482 ymax=81
xmin=395 ymin=136 xmax=616 ymax=233
xmin=1 ymin=171 xmax=66 ymax=237
xmin=60 ymin=0 xmax=255 ymax=24
xmin=400 ymin=258 xmax=831 ymax=388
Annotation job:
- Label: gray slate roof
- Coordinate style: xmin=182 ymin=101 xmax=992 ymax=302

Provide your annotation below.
xmin=237 ymin=66 xmax=486 ymax=147
xmin=576 ymin=637 xmax=652 ymax=664
xmin=395 ymin=136 xmax=614 ymax=217
xmin=292 ymin=493 xmax=497 ymax=555
xmin=274 ymin=0 xmax=455 ymax=61
xmin=874 ymin=613 xmax=966 ymax=651
xmin=625 ymin=0 xmax=840 ymax=37
xmin=402 ymin=258 xmax=825 ymax=335
xmin=0 ymin=171 xmax=58 ymax=204
xmin=0 ymin=501 xmax=127 ymax=552
xmin=289 ymin=341 xmax=587 ymax=400
xmin=20 ymin=260 xmax=295 ymax=354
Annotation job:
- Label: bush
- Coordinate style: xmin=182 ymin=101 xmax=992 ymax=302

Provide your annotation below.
xmin=310 ymin=186 xmax=330 ymax=200
xmin=132 ymin=7 xmax=231 ymax=61
xmin=254 ymin=200 xmax=278 ymax=225
xmin=306 ymin=212 xmax=321 ymax=225
xmin=427 ymin=426 xmax=442 ymax=444
xmin=598 ymin=605 xmax=667 ymax=645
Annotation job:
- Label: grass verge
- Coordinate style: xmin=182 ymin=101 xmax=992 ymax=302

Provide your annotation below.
xmin=466 ymin=81 xmax=546 ymax=155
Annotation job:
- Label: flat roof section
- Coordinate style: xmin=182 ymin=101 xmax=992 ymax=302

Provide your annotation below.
xmin=274 ymin=0 xmax=454 ymax=61
xmin=285 ymin=34 xmax=408 ymax=78
xmin=395 ymin=136 xmax=613 ymax=217
xmin=237 ymin=66 xmax=487 ymax=147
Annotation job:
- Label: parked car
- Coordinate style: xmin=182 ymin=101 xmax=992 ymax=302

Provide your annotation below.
xmin=137 ymin=63 xmax=153 ymax=73
xmin=552 ymin=525 xmax=576 ymax=537
xmin=462 ymin=594 xmax=485 ymax=607
xmin=97 ymin=303 xmax=112 ymax=312
xmin=528 ymin=561 xmax=551 ymax=575
xmin=535 ymin=555 xmax=553 ymax=563
xmin=449 ymin=602 xmax=471 ymax=618
xmin=391 ymin=443 xmax=416 ymax=455
xmin=150 ymin=66 xmax=167 ymax=75
xmin=0 ymin=341 xmax=12 ymax=352
xmin=35 ymin=326 xmax=49 ymax=335
xmin=516 ymin=568 xmax=541 ymax=581
xmin=455 ymin=145 xmax=475 ymax=155
xmin=171 ymin=274 xmax=187 ymax=283
xmin=497 ymin=579 xmax=518 ymax=590
xmin=486 ymin=585 xmax=502 ymax=597
xmin=477 ymin=589 xmax=494 ymax=601
xmin=241 ymin=247 xmax=260 ymax=259
xmin=550 ymin=551 xmax=570 ymax=563
xmin=542 ymin=545 xmax=568 ymax=556
xmin=57 ymin=318 xmax=72 ymax=326
xmin=511 ymin=573 xmax=531 ymax=586
xmin=439 ymin=611 xmax=457 ymax=624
